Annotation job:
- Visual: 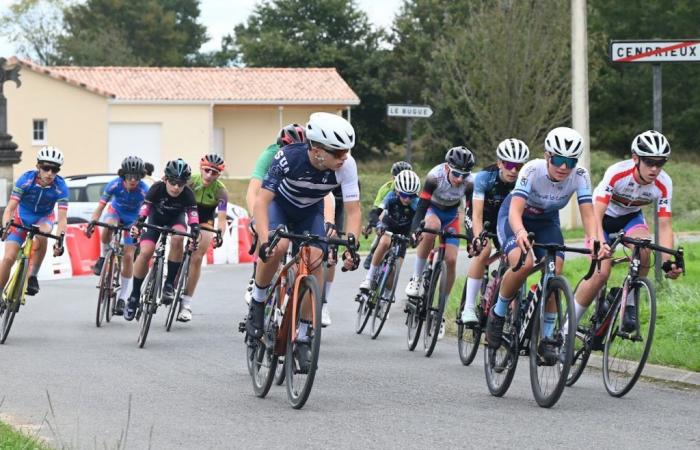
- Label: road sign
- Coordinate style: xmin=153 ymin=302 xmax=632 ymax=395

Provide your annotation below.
xmin=387 ymin=104 xmax=433 ymax=118
xmin=610 ymin=40 xmax=700 ymax=63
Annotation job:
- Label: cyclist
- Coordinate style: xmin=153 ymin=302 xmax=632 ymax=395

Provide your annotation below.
xmin=359 ymin=169 xmax=421 ymax=291
xmin=363 ymin=161 xmax=413 ymax=269
xmin=243 ymin=124 xmax=306 ymax=303
xmin=246 ymin=112 xmax=361 ymax=369
xmin=88 ymin=156 xmax=149 ymax=315
xmin=0 ymin=146 xmax=67 ymax=296
xmin=486 ymin=127 xmax=602 ymax=363
xmin=460 ymin=139 xmax=530 ymax=325
xmin=406 ymin=147 xmax=476 ymax=307
xmin=124 ymin=159 xmax=200 ymax=321
xmin=571 ymin=130 xmax=682 ymax=333
xmin=179 ymin=153 xmax=229 ymax=322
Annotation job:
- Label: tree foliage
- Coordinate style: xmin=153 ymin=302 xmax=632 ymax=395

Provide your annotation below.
xmin=230 ymin=0 xmax=396 ymax=158
xmin=58 ymin=0 xmax=208 ymax=66
xmin=0 ymin=0 xmax=65 ymax=65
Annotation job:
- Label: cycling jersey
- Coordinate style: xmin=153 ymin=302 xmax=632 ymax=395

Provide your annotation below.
xmin=99 ymin=177 xmax=148 ymax=216
xmin=262 ymin=142 xmax=360 ymax=209
xmin=250 ymin=143 xmax=279 ymax=181
xmin=379 ymin=191 xmax=418 ymax=233
xmin=419 ymin=163 xmax=474 ymax=210
xmin=138 ymin=181 xmax=198 ymax=224
xmin=373 ymin=180 xmax=394 ymax=208
xmin=512 ymin=159 xmax=592 ymax=219
xmin=11 ymin=170 xmax=69 ymax=216
xmin=471 ymin=165 xmax=515 ymax=229
xmin=593 ymin=159 xmax=672 ymax=218
xmin=189 ymin=173 xmax=228 ymax=223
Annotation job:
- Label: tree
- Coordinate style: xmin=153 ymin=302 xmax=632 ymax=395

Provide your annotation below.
xmin=428 ymin=0 xmax=571 ymax=163
xmin=59 ymin=0 xmax=208 ymax=66
xmin=229 ymin=0 xmax=395 ymax=158
xmin=588 ymin=0 xmax=700 ymax=155
xmin=0 ymin=0 xmax=65 ymax=65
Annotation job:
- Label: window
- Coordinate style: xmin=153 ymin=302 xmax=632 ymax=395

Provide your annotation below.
xmin=32 ymin=119 xmax=47 ymax=145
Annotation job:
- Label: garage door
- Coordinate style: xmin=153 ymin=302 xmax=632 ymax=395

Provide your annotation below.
xmin=108 ymin=123 xmax=161 ymax=175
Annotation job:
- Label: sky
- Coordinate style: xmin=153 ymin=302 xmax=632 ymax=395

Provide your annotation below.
xmin=0 ymin=0 xmax=403 ymax=60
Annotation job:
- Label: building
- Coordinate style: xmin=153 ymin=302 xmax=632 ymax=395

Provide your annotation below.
xmin=4 ymin=58 xmax=360 ymax=179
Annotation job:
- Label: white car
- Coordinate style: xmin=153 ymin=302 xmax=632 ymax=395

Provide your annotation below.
xmin=64 ymin=174 xmax=247 ymax=223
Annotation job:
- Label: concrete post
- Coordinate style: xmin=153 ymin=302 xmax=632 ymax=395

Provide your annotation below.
xmin=0 ymin=58 xmax=24 ymax=214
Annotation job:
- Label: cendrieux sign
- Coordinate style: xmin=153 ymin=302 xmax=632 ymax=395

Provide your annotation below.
xmin=610 ymin=40 xmax=700 ymax=63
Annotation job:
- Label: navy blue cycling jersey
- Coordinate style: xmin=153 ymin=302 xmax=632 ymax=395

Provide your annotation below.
xmin=261 ymin=142 xmax=360 ymax=209
xmin=471 ymin=165 xmax=515 ymax=225
xmin=11 ymin=170 xmax=69 ymax=216
xmin=379 ymin=191 xmax=418 ymax=231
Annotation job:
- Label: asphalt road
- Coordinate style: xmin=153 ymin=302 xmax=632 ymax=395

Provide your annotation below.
xmin=0 ymin=253 xmax=698 ymax=449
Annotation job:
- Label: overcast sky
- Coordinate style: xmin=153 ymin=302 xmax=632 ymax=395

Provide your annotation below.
xmin=0 ymin=0 xmax=403 ymax=61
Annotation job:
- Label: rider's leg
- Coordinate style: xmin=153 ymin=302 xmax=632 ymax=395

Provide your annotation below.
xmin=0 ymin=242 xmax=21 ymax=291
xmin=462 ymin=241 xmax=491 ymax=321
xmin=365 ymin=233 xmax=391 ymax=284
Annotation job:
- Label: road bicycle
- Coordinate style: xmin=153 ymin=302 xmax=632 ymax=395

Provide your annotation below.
xmin=567 ymin=232 xmax=684 ymax=397
xmin=0 ymin=220 xmax=63 ymax=344
xmin=88 ymin=221 xmax=131 ymax=327
xmin=484 ymin=235 xmax=599 ymax=408
xmin=133 ymin=222 xmax=196 ymax=348
xmin=456 ymin=227 xmax=501 ymax=366
xmin=354 ymin=231 xmax=409 ymax=339
xmin=239 ymin=225 xmax=358 ymax=409
xmin=405 ymin=225 xmax=470 ymax=357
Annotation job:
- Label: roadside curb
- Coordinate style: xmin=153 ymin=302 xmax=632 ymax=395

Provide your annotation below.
xmin=586 ymin=354 xmax=700 ymax=388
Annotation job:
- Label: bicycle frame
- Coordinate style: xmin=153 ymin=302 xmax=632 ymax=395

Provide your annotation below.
xmin=3 ymin=233 xmax=34 ymax=307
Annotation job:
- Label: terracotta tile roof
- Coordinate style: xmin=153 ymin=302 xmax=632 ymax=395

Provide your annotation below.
xmin=10 ymin=58 xmax=360 ymax=105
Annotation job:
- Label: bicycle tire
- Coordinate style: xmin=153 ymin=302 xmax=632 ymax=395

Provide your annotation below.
xmin=285 ymin=276 xmax=322 ymax=409
xmin=423 ymin=261 xmax=447 ymax=357
xmin=529 ymin=276 xmax=575 ymax=408
xmin=106 ymin=255 xmax=122 ymax=322
xmin=406 ymin=267 xmax=428 ymax=351
xmin=1 ymin=261 xmax=29 ymax=344
xmin=137 ymin=261 xmax=161 ymax=348
xmin=483 ymin=281 xmax=518 ymax=397
xmin=603 ymin=277 xmax=656 ymax=398
xmin=355 ymin=289 xmax=372 ymax=334
xmin=458 ymin=279 xmax=482 ymax=366
xmin=370 ymin=256 xmax=400 ymax=339
xmin=96 ymin=251 xmax=113 ymax=328
xmin=566 ymin=280 xmax=601 ymax=387
xmin=166 ymin=257 xmax=189 ymax=331
xmin=274 ymin=357 xmax=286 ymax=386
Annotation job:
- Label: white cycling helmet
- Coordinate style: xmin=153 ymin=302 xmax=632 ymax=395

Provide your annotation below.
xmin=37 ymin=146 xmax=64 ymax=166
xmin=305 ymin=112 xmax=355 ymax=151
xmin=544 ymin=127 xmax=584 ymax=158
xmin=497 ymin=138 xmax=530 ymax=163
xmin=631 ymin=130 xmax=670 ymax=158
xmin=394 ymin=170 xmax=421 ymax=195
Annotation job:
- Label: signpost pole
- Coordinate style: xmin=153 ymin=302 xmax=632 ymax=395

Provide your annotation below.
xmin=406 ymin=118 xmax=413 ymax=164
xmin=652 ymin=63 xmax=662 ymax=282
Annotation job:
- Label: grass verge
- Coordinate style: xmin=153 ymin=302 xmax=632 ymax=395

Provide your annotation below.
xmin=444 ymin=240 xmax=700 ymax=372
xmin=0 ymin=421 xmax=49 ymax=449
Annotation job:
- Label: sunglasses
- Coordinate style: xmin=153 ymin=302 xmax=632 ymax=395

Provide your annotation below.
xmin=322 ymin=148 xmax=350 ymax=158
xmin=166 ymin=178 xmax=186 ymax=187
xmin=39 ymin=165 xmax=60 ymax=174
xmin=640 ymin=157 xmax=667 ymax=168
xmin=203 ymin=168 xmax=220 ymax=176
xmin=450 ymin=168 xmax=470 ymax=179
xmin=501 ymin=161 xmax=524 ymax=171
xmin=398 ymin=192 xmax=417 ymax=199
xmin=124 ymin=173 xmax=141 ymax=181
xmin=550 ymin=154 xmax=578 ymax=169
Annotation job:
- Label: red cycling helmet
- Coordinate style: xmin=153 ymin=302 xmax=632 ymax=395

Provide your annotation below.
xmin=200 ymin=153 xmax=225 ymax=172
xmin=277 ymin=123 xmax=306 ymax=146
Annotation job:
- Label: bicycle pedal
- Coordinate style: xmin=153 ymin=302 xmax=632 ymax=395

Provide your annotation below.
xmin=238 ymin=321 xmax=247 ymax=333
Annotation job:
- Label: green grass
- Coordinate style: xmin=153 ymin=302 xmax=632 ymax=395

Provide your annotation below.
xmin=0 ymin=421 xmax=49 ymax=449
xmin=445 ymin=240 xmax=700 ymax=372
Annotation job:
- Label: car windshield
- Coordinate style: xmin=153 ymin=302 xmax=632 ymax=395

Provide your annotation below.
xmin=86 ymin=183 xmax=106 ymax=202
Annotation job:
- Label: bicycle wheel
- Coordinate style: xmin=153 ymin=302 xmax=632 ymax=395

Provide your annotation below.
xmin=355 ymin=285 xmax=373 ymax=335
xmin=406 ymin=269 xmax=428 ymax=351
xmin=274 ymin=357 xmax=286 ymax=386
xmin=166 ymin=261 xmax=188 ymax=331
xmin=603 ymin=277 xmax=656 ymax=398
xmin=106 ymin=255 xmax=121 ymax=323
xmin=483 ymin=293 xmax=518 ymax=397
xmin=1 ymin=262 xmax=28 ymax=344
xmin=370 ymin=257 xmax=400 ymax=339
xmin=457 ymin=281 xmax=482 ymax=366
xmin=96 ymin=251 xmax=113 ymax=328
xmin=529 ymin=276 xmax=575 ymax=408
xmin=137 ymin=264 xmax=160 ymax=348
xmin=247 ymin=292 xmax=279 ymax=398
xmin=566 ymin=281 xmax=599 ymax=387
xmin=423 ymin=261 xmax=447 ymax=357
xmin=285 ymin=276 xmax=322 ymax=409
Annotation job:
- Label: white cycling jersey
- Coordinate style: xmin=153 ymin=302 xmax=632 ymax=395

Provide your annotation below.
xmin=419 ymin=163 xmax=474 ymax=210
xmin=593 ymin=159 xmax=672 ymax=218
xmin=512 ymin=159 xmax=592 ymax=218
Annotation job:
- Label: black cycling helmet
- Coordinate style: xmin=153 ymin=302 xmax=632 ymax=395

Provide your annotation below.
xmin=164 ymin=158 xmax=192 ymax=181
xmin=391 ymin=160 xmax=413 ymax=177
xmin=277 ymin=123 xmax=306 ymax=146
xmin=121 ymin=155 xmax=145 ymax=176
xmin=445 ymin=146 xmax=476 ymax=172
